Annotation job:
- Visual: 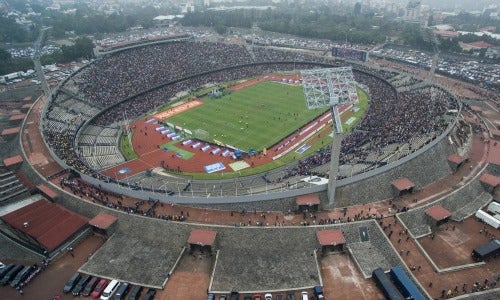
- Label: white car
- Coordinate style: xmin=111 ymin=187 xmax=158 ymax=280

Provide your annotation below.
xmin=264 ymin=294 xmax=272 ymax=300
xmin=0 ymin=262 xmax=5 ymax=269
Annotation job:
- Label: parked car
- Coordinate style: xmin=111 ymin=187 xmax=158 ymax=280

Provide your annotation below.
xmin=127 ymin=285 xmax=143 ymax=300
xmin=230 ymin=291 xmax=239 ymax=300
xmin=91 ymin=279 xmax=109 ymax=299
xmin=264 ymin=293 xmax=272 ymax=300
xmin=243 ymin=296 xmax=252 ymax=300
xmin=286 ymin=293 xmax=295 ymax=300
xmin=301 ymin=291 xmax=308 ymax=300
xmin=219 ymin=295 xmax=227 ymax=300
xmin=100 ymin=280 xmax=120 ymax=300
xmin=313 ymin=286 xmax=324 ymax=299
xmin=143 ymin=288 xmax=156 ymax=300
xmin=82 ymin=277 xmax=99 ymax=297
xmin=0 ymin=264 xmax=15 ymax=280
xmin=0 ymin=262 xmax=5 ymax=270
xmin=10 ymin=265 xmax=33 ymax=287
xmin=253 ymin=294 xmax=262 ymax=300
xmin=207 ymin=293 xmax=215 ymax=300
xmin=63 ymin=272 xmax=81 ymax=293
xmin=114 ymin=282 xmax=130 ymax=300
xmin=72 ymin=274 xmax=91 ymax=296
xmin=0 ymin=265 xmax=23 ymax=285
xmin=276 ymin=294 xmax=284 ymax=300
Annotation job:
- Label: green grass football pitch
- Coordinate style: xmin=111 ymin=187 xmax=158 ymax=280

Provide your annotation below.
xmin=164 ymin=81 xmax=327 ymax=152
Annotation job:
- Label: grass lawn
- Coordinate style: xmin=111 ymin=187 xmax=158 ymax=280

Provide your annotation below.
xmin=160 ymin=141 xmax=194 ymax=160
xmin=178 ymin=88 xmax=370 ymax=179
xmin=121 ymin=81 xmax=369 ymax=179
xmin=164 ymin=81 xmax=327 ymax=152
xmin=119 ymin=132 xmax=138 ymax=160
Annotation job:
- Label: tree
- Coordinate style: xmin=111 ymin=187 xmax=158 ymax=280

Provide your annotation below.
xmin=214 ymin=23 xmax=228 ymax=35
xmin=0 ymin=48 xmax=11 ymax=61
xmin=59 ymin=37 xmax=94 ymax=62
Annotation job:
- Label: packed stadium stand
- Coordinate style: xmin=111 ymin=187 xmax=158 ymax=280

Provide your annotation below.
xmin=38 ymin=40 xmax=459 ymax=203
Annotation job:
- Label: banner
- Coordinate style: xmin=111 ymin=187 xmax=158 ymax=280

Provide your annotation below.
xmin=204 ymin=162 xmax=225 ymax=174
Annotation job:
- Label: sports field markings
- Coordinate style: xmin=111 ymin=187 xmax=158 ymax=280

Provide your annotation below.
xmin=295 ymin=144 xmax=311 ymax=154
xmin=229 ymin=161 xmax=250 ymax=172
xmin=161 ymin=141 xmax=194 ymax=160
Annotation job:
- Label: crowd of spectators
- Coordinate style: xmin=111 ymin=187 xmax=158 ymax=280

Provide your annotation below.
xmin=42 ymin=40 xmax=457 ymax=193
xmin=282 ymin=70 xmax=456 ymax=179
xmin=92 ymin=61 xmax=323 ymax=126
xmin=73 ymin=41 xmax=253 ymax=108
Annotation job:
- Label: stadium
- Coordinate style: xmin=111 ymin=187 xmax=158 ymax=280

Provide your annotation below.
xmin=1 ymin=36 xmax=499 ymax=300
xmin=42 ymin=38 xmax=459 ymax=204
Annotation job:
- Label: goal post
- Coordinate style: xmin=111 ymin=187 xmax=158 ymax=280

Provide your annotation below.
xmin=193 ymin=128 xmax=210 ymax=141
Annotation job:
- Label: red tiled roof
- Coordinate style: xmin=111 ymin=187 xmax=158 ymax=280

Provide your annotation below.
xmin=316 ymin=230 xmax=346 ymax=246
xmin=0 ymin=199 xmax=88 ymax=251
xmin=470 ymin=106 xmax=482 ymax=112
xmin=23 ymin=96 xmax=32 ymax=101
xmin=466 ymin=41 xmax=493 ymax=48
xmin=479 ymin=26 xmax=496 ymax=32
xmin=1 ymin=127 xmax=20 ymax=135
xmin=9 ymin=114 xmax=26 ymax=121
xmin=296 ymin=194 xmax=321 ymax=206
xmin=37 ymin=184 xmax=58 ymax=200
xmin=89 ymin=213 xmax=118 ymax=230
xmin=491 ymin=130 xmax=500 ymax=138
xmin=425 ymin=205 xmax=451 ymax=221
xmin=391 ymin=178 xmax=415 ymax=191
xmin=433 ymin=30 xmax=458 ymax=37
xmin=480 ymin=173 xmax=500 ymax=188
xmin=187 ymin=229 xmax=217 ymax=246
xmin=3 ymin=155 xmax=23 ymax=167
xmin=447 ymin=154 xmax=465 ymax=165
xmin=22 ymin=103 xmax=32 ymax=109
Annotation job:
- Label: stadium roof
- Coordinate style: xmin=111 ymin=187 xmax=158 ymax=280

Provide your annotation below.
xmin=447 ymin=154 xmax=465 ymax=165
xmin=37 ymin=184 xmax=58 ymax=200
xmin=9 ymin=114 xmax=26 ymax=121
xmin=187 ymin=229 xmax=217 ymax=246
xmin=391 ymin=178 xmax=415 ymax=192
xmin=89 ymin=213 xmax=118 ymax=230
xmin=3 ymin=155 xmax=23 ymax=167
xmin=425 ymin=205 xmax=451 ymax=221
xmin=470 ymin=106 xmax=482 ymax=113
xmin=316 ymin=230 xmax=346 ymax=246
xmin=0 ymin=199 xmax=88 ymax=251
xmin=1 ymin=127 xmax=20 ymax=136
xmin=480 ymin=173 xmax=500 ymax=188
xmin=296 ymin=194 xmax=321 ymax=206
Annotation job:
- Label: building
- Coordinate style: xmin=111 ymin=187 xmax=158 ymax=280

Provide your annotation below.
xmin=405 ymin=0 xmax=421 ymax=22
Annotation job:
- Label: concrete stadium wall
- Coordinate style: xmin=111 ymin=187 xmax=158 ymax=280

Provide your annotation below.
xmin=334 ymin=137 xmax=453 ymax=207
xmin=39 ymin=55 xmax=458 ymax=209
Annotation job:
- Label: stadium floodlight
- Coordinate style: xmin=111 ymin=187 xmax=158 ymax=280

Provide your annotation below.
xmin=301 ymin=66 xmax=358 ymax=206
xmin=301 ymin=66 xmax=358 ymax=133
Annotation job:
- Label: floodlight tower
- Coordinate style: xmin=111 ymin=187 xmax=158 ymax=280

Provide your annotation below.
xmin=301 ymin=67 xmax=358 ymax=206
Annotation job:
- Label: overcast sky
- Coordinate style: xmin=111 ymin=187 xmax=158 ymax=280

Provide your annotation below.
xmin=407 ymin=0 xmax=496 ymax=11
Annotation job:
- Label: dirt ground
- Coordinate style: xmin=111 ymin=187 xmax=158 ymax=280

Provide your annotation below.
xmin=319 ymin=253 xmax=384 ymax=300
